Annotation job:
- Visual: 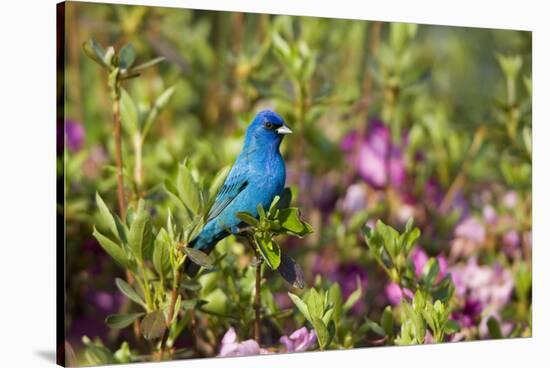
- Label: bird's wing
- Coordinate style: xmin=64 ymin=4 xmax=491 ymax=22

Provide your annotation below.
xmin=206 ymin=165 xmax=249 ymax=223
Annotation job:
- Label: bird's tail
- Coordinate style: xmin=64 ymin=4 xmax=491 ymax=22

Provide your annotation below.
xmin=182 ymin=235 xmax=216 ymax=278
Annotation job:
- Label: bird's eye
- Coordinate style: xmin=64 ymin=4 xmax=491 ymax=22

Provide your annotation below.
xmin=264 ymin=122 xmax=273 ymax=129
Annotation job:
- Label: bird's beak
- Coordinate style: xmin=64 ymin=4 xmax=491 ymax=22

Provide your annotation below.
xmin=276 ymin=125 xmax=293 ymax=135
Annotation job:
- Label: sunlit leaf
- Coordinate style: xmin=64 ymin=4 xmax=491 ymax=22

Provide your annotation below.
xmin=288 ymin=292 xmax=311 ymax=322
xmin=176 ymin=163 xmax=201 ymax=217
xmin=95 ymin=193 xmax=118 ymax=240
xmin=277 ymin=208 xmax=313 ymax=237
xmin=92 ymin=227 xmax=127 ymax=268
xmin=128 ymin=202 xmax=153 ymax=262
xmin=253 ymin=232 xmax=281 ymax=269
xmin=236 ymin=211 xmax=259 ymax=227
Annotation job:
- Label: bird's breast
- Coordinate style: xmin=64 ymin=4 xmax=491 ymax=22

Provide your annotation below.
xmin=249 ymin=149 xmax=285 ymax=193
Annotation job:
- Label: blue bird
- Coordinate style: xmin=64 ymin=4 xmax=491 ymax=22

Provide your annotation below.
xmin=183 ymin=110 xmax=292 ymax=277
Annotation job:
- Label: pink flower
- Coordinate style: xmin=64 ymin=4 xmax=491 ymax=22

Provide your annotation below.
xmin=455 ymin=217 xmax=486 ymax=243
xmin=83 ymin=145 xmax=108 ymax=179
xmin=411 ymin=247 xmax=429 ymax=277
xmin=502 ymin=230 xmax=521 ymax=257
xmin=339 ymin=183 xmax=368 ymax=214
xmin=410 ymin=247 xmax=448 ymax=282
xmin=218 ymin=328 xmax=269 ymax=357
xmin=341 ymin=120 xmax=407 ymax=189
xmin=280 ymin=327 xmax=317 ymax=353
xmin=452 ymin=298 xmax=483 ymax=328
xmin=385 ymin=282 xmax=414 ymax=305
xmin=482 ymin=205 xmax=498 ymax=225
xmin=451 ymin=216 xmax=486 ymax=258
xmin=65 ymin=119 xmax=85 ymax=152
xmin=385 ymin=247 xmax=448 ymax=305
xmin=450 ymin=258 xmax=514 ymax=312
xmin=502 ymin=191 xmax=518 ymax=209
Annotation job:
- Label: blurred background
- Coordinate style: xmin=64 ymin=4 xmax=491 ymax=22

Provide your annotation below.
xmin=60 ymin=1 xmax=531 ymax=365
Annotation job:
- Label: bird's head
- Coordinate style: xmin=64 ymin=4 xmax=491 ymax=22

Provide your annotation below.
xmin=245 ymin=110 xmax=292 ymax=148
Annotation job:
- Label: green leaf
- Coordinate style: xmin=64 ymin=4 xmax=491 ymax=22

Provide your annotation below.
xmin=343 ymin=276 xmax=362 ymax=312
xmin=113 ymin=341 xmax=132 ymax=364
xmin=141 ymin=310 xmax=166 ymax=340
xmin=253 ymin=232 xmax=281 ymax=269
xmin=118 ymin=43 xmax=136 ymax=70
xmin=401 ymin=227 xmax=421 ymax=254
xmin=120 ymin=88 xmax=139 ymax=135
xmin=236 ymin=211 xmax=259 ymax=227
xmin=201 ymin=288 xmax=228 ymax=315
xmin=288 ymin=292 xmax=311 ymax=322
xmin=82 ymin=336 xmax=113 ymax=365
xmin=348 ymin=210 xmax=370 ymax=233
xmin=311 ymin=317 xmax=329 ymax=350
xmin=114 ymin=214 xmax=128 ymax=245
xmin=444 ymin=319 xmax=460 ymax=334
xmin=376 ymin=220 xmax=400 ymax=260
xmin=115 ymin=278 xmax=146 ymax=308
xmin=182 ymin=298 xmax=207 ymax=311
xmin=403 ymin=302 xmax=425 ymax=343
xmin=432 ymin=274 xmax=455 ymax=303
xmin=328 ymin=283 xmax=343 ymax=322
xmin=422 ymin=258 xmax=440 ymax=287
xmin=163 ymin=180 xmax=189 ymax=222
xmin=321 ymin=306 xmax=334 ymax=326
xmin=82 ymin=39 xmax=110 ymax=70
xmin=153 ymin=229 xmax=171 ymax=277
xmin=105 ymin=313 xmax=144 ymax=329
xmin=180 ymin=279 xmax=202 ymax=292
xmin=413 ymin=290 xmax=426 ymax=310
xmin=272 ymin=32 xmax=291 ymax=59
xmin=277 ymin=208 xmax=313 ymax=237
xmin=132 ymin=56 xmax=165 ymax=73
xmin=142 ymin=85 xmax=177 ymax=139
xmin=176 ymin=163 xmax=201 ymax=216
xmin=363 ymin=318 xmax=386 ymax=337
xmin=183 ymin=247 xmax=214 ymax=269
xmin=306 ymin=288 xmax=324 ymax=319
xmin=487 ymin=316 xmax=503 ymax=339
xmin=514 ymin=261 xmax=532 ymax=300
xmin=395 ymin=320 xmax=415 ymax=345
xmin=257 ymin=203 xmax=266 ymax=220
xmin=92 ymin=227 xmax=127 ymax=267
xmin=128 ymin=205 xmax=153 ymax=262
xmin=381 ymin=306 xmax=394 ymax=336
xmin=95 ymin=193 xmax=119 ymax=240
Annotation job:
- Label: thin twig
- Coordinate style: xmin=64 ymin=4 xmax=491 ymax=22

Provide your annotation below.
xmin=158 ymin=268 xmax=182 ymax=360
xmin=253 ymin=249 xmax=262 ymax=343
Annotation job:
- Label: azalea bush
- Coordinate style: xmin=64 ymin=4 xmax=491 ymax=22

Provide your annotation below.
xmin=60 ymin=3 xmax=531 ymax=366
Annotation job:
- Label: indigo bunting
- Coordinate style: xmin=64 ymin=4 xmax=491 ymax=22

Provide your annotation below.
xmin=183 ymin=110 xmax=292 ymax=276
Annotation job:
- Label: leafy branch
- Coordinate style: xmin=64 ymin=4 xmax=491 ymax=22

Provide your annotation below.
xmin=363 ymin=219 xmax=458 ymax=344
